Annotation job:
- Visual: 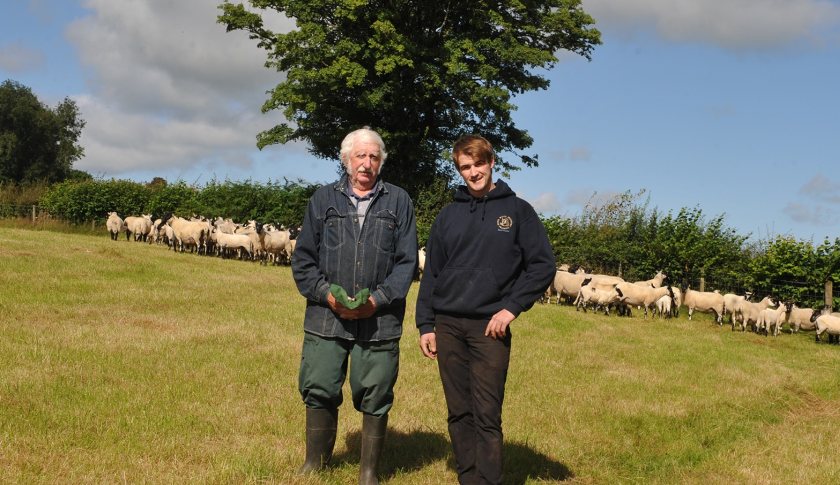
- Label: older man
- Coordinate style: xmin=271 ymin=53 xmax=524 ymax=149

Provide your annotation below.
xmin=291 ymin=127 xmax=417 ymax=485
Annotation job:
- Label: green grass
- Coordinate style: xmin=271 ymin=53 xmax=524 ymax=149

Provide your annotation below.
xmin=1 ymin=227 xmax=839 ymax=484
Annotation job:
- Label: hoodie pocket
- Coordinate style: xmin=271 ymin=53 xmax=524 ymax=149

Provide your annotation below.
xmin=433 ymin=267 xmax=502 ymax=312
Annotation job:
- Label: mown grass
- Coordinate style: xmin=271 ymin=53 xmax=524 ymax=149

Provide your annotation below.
xmin=1 ymin=227 xmax=839 ymax=484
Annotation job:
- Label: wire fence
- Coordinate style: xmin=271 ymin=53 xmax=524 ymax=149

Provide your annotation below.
xmin=0 ymin=204 xmax=48 ymax=221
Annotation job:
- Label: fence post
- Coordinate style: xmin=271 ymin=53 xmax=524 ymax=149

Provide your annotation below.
xmin=826 ymin=279 xmax=834 ymax=313
xmin=31 ymin=205 xmax=36 ymax=224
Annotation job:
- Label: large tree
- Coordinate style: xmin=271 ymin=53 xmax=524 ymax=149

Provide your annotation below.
xmin=218 ymin=0 xmax=600 ymax=195
xmin=0 ymin=79 xmax=85 ymax=184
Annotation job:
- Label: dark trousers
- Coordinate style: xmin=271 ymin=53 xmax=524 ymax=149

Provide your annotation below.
xmin=435 ymin=314 xmax=511 ymax=485
xmin=298 ymin=333 xmax=400 ymax=416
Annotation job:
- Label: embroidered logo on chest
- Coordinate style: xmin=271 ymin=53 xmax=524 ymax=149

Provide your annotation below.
xmin=496 ymin=215 xmax=513 ymax=232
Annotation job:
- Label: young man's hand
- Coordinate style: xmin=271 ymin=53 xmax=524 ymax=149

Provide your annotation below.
xmin=485 ymin=309 xmax=515 ymax=339
xmin=419 ymin=333 xmax=437 ymax=359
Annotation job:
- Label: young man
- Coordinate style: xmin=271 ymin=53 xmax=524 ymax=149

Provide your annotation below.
xmin=292 ymin=127 xmax=417 ymax=485
xmin=416 ymin=135 xmax=555 ymax=484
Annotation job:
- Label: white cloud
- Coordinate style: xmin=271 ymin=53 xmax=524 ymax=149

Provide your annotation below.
xmin=0 ymin=42 xmax=45 ymax=72
xmin=583 ymin=0 xmax=840 ymax=49
xmin=531 ymin=192 xmax=563 ymax=214
xmin=798 ymin=174 xmax=840 ymax=204
xmin=782 ymin=202 xmax=840 ymax=225
xmin=564 ymin=188 xmax=622 ymax=208
xmin=66 ymin=0 xmax=296 ymax=178
xmin=568 ymin=146 xmax=592 ymax=161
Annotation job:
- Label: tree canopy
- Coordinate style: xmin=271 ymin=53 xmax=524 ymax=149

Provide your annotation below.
xmin=0 ymin=79 xmax=85 ymax=184
xmin=218 ymin=0 xmax=600 ymax=195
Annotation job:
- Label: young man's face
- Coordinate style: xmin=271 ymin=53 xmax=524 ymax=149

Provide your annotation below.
xmin=455 ymin=153 xmax=495 ymax=198
xmin=347 ymin=140 xmax=382 ymax=192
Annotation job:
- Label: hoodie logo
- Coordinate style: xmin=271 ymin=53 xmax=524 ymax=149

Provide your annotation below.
xmin=497 ymin=215 xmax=513 ymax=232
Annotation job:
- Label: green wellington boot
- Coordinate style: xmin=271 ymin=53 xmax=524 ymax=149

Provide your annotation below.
xmin=358 ymin=413 xmax=388 ymax=485
xmin=298 ymin=407 xmax=338 ymax=474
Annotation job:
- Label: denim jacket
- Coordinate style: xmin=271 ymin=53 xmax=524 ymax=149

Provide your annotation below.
xmin=291 ymin=174 xmax=418 ymax=341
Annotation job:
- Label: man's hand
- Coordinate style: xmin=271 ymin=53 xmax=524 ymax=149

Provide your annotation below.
xmin=327 ymin=292 xmax=377 ymax=320
xmin=419 ymin=333 xmax=437 ymax=359
xmin=485 ymin=309 xmax=516 ymax=339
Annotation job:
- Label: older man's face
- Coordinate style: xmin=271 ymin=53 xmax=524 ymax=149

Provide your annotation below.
xmin=347 ymin=140 xmax=382 ymax=192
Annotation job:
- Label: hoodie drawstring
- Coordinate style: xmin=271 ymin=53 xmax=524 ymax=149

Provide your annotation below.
xmin=468 ymin=197 xmax=488 ymax=220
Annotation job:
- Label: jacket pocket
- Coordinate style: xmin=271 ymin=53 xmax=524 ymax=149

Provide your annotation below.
xmin=373 ymin=210 xmax=397 ymax=253
xmin=323 ymin=208 xmax=345 ymax=250
xmin=433 ymin=267 xmax=502 ymax=312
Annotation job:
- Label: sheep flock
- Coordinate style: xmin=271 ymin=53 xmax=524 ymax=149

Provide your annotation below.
xmin=105 ymin=212 xmax=838 ymax=345
xmin=543 ymin=267 xmax=839 ymax=345
xmin=105 ymin=211 xmax=299 ymax=266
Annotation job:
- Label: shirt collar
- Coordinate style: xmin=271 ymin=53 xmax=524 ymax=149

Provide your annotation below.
xmin=347 ymin=177 xmax=381 ymax=201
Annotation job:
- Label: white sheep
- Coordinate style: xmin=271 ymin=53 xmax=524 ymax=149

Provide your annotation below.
xmin=787 ymin=304 xmax=817 ymax=333
xmin=418 ymin=247 xmax=426 ymax=279
xmin=633 ymin=270 xmax=667 ymax=288
xmin=577 ymin=279 xmax=621 ymax=315
xmin=262 ymin=227 xmax=292 ymax=265
xmin=614 ymin=281 xmax=674 ymax=318
xmin=213 ymin=229 xmax=253 ymax=259
xmin=736 ymin=296 xmax=776 ymax=332
xmin=124 ymin=214 xmax=153 ymax=242
xmin=106 ymin=212 xmax=124 ymax=241
xmin=683 ymin=288 xmax=725 ymax=324
xmin=813 ymin=313 xmax=840 ymax=344
xmin=553 ymin=269 xmax=589 ymax=306
xmin=757 ymin=301 xmax=792 ymax=336
xmin=722 ymin=292 xmax=752 ymax=325
xmin=165 ymin=215 xmax=207 ymax=254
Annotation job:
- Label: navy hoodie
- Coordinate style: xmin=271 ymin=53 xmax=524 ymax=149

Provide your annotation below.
xmin=415 ymin=180 xmax=556 ymax=335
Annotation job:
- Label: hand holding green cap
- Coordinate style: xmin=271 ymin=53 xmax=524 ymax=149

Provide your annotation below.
xmin=330 ymin=284 xmax=371 ymax=310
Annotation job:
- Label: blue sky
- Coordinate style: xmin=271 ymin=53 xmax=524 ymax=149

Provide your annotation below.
xmin=2 ymin=0 xmax=839 ymax=242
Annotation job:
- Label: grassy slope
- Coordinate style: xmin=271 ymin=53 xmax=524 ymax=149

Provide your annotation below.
xmin=1 ymin=227 xmax=838 ymax=484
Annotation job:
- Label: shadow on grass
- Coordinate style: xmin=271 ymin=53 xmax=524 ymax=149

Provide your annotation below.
xmin=334 ymin=428 xmax=573 ymax=483
xmin=334 ymin=427 xmax=450 ymax=477
xmin=503 ymin=440 xmax=574 ymax=484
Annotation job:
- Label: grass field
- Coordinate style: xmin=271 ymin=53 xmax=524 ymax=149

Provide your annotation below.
xmin=1 ymin=226 xmax=839 ymax=484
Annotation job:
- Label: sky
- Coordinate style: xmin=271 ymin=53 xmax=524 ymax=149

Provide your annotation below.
xmin=2 ymin=0 xmax=839 ymax=243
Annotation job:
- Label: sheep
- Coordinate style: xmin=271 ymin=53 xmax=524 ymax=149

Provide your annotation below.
xmin=553 ymin=269 xmax=589 ymax=306
xmin=106 ymin=212 xmax=124 ymax=241
xmin=235 ymin=221 xmax=265 ymax=262
xmin=683 ymin=288 xmax=725 ymax=324
xmin=633 ymin=270 xmax=667 ymax=288
xmin=147 ymin=218 xmax=164 ymax=245
xmin=736 ymin=296 xmax=776 ymax=332
xmin=262 ymin=227 xmax=292 ymax=265
xmin=787 ymin=304 xmax=818 ymax=333
xmin=655 ymin=292 xmax=672 ymax=318
xmin=124 ymin=214 xmax=153 ymax=242
xmin=213 ymin=216 xmax=238 ymax=234
xmin=813 ymin=313 xmax=840 ymax=344
xmin=577 ymin=278 xmax=622 ymax=315
xmin=418 ymin=247 xmax=426 ymax=279
xmin=670 ymin=287 xmax=682 ymax=317
xmin=722 ymin=292 xmax=752 ymax=324
xmin=164 ymin=214 xmax=208 ymax=254
xmin=574 ymin=273 xmax=625 ymax=308
xmin=613 ymin=281 xmax=675 ymax=318
xmin=212 ymin=229 xmax=253 ymax=259
xmin=757 ymin=301 xmax=792 ymax=336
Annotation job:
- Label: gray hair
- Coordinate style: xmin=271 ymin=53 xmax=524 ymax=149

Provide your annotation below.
xmin=339 ymin=127 xmax=388 ymax=169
